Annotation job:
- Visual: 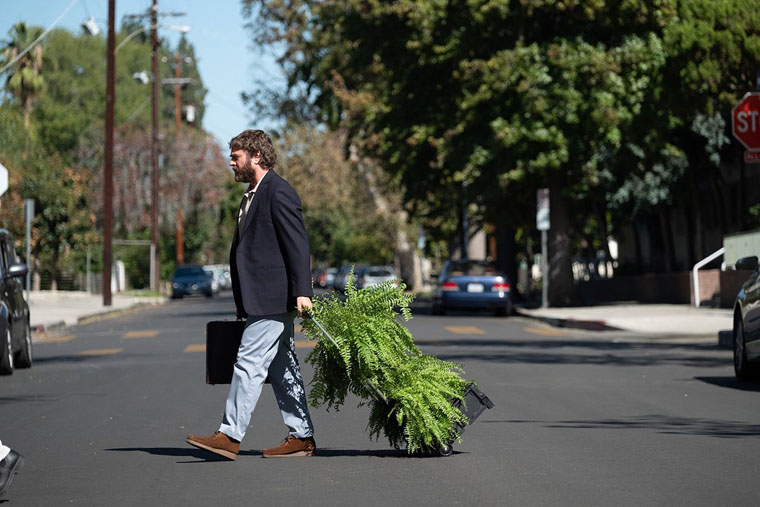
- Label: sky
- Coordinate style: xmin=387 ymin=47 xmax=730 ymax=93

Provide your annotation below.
xmin=0 ymin=0 xmax=284 ymax=147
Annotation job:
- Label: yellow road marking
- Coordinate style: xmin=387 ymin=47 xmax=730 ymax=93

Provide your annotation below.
xmin=295 ymin=340 xmax=316 ymax=349
xmin=445 ymin=325 xmax=485 ymax=335
xmin=78 ymin=348 xmax=123 ymax=356
xmin=524 ymin=326 xmax=567 ymax=337
xmin=185 ymin=344 xmax=206 ymax=353
xmin=37 ymin=334 xmax=75 ymax=344
xmin=124 ymin=330 xmax=159 ymax=339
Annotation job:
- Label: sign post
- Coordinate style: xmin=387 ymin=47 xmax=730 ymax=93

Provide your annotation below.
xmin=25 ymin=199 xmax=34 ymax=304
xmin=537 ymin=189 xmax=550 ymax=308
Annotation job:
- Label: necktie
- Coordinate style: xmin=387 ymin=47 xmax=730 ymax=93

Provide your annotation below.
xmin=237 ymin=190 xmax=254 ymax=237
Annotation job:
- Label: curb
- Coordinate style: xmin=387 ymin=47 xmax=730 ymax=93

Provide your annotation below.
xmin=515 ymin=309 xmax=621 ymax=332
xmin=31 ymin=299 xmax=167 ymax=338
xmin=718 ymin=330 xmax=733 ymax=349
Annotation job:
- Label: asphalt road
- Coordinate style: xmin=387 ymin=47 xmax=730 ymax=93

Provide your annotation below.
xmin=1 ymin=292 xmax=759 ymax=506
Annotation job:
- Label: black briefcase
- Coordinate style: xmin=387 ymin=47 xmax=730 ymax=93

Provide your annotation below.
xmin=205 ymin=320 xmax=246 ymax=385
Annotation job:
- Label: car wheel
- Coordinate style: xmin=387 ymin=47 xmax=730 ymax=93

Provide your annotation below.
xmin=205 ymin=291 xmax=213 ymax=298
xmin=15 ymin=319 xmax=32 ymax=369
xmin=494 ymin=303 xmax=512 ymax=317
xmin=0 ymin=326 xmax=13 ymax=375
xmin=734 ymin=315 xmax=758 ymax=381
xmin=432 ymin=303 xmax=447 ymax=316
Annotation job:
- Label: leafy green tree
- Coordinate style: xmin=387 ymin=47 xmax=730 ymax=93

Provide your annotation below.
xmin=1 ymin=23 xmax=45 ymax=139
xmin=272 ymin=124 xmax=397 ymax=267
xmin=244 ymin=0 xmax=674 ymax=303
xmin=0 ymin=23 xmax=231 ymax=291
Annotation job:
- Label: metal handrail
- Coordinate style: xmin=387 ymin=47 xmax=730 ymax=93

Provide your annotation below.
xmin=692 ymin=247 xmax=725 ymax=308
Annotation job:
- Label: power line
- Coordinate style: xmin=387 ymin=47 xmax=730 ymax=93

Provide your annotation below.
xmin=80 ymin=0 xmax=92 ymax=18
xmin=0 ymin=0 xmax=79 ymax=75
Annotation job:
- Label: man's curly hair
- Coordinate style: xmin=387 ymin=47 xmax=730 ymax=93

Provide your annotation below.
xmin=229 ymin=129 xmax=277 ymax=169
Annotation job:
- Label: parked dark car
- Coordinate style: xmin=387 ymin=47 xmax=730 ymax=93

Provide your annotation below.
xmin=432 ymin=259 xmax=512 ymax=316
xmin=333 ymin=264 xmax=363 ymax=293
xmin=0 ymin=229 xmax=32 ymax=375
xmin=171 ymin=264 xmax=214 ymax=299
xmin=732 ymin=255 xmax=760 ymax=380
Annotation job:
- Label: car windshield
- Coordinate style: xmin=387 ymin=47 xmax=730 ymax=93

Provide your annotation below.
xmin=175 ymin=266 xmax=206 ymax=277
xmin=447 ymin=262 xmax=500 ymax=277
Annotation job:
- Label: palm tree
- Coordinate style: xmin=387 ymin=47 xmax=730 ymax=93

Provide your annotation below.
xmin=0 ymin=23 xmax=46 ymax=138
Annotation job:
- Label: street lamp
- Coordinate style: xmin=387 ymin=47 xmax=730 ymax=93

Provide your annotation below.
xmin=115 ymin=23 xmax=189 ymax=53
xmin=82 ymin=17 xmax=100 ymax=36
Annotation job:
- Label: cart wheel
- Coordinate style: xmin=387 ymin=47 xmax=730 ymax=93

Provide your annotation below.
xmin=438 ymin=444 xmax=453 ymax=457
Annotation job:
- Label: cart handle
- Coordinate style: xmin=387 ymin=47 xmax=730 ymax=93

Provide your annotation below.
xmin=301 ymin=309 xmax=388 ymax=403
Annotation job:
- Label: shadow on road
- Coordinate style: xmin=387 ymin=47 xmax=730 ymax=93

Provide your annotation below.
xmin=694 ymin=376 xmax=760 ymax=392
xmin=486 ymin=415 xmax=760 ymax=438
xmin=107 ymin=447 xmax=232 ymax=463
xmin=0 ymin=394 xmax=58 ymax=405
xmin=419 ymin=339 xmax=727 ymax=368
xmin=107 ymin=446 xmax=454 ymax=460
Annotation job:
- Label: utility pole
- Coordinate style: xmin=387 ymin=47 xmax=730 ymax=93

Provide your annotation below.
xmin=151 ymin=0 xmax=160 ymax=293
xmin=104 ymin=0 xmax=115 ymax=306
xmin=175 ymin=52 xmax=181 ymax=129
xmin=176 ymin=209 xmax=184 ymax=264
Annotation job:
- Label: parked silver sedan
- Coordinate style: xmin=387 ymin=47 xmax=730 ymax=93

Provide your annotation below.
xmin=355 ymin=265 xmax=399 ymax=289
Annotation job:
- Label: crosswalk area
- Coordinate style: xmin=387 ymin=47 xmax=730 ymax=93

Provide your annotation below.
xmin=34 ymin=321 xmax=566 ymax=358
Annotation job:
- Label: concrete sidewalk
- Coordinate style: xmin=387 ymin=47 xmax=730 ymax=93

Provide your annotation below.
xmin=27 ymin=290 xmax=167 ymax=335
xmin=517 ymin=303 xmax=734 ymax=343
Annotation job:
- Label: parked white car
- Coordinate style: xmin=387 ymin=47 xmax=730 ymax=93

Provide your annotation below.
xmin=355 ymin=265 xmax=399 ymax=289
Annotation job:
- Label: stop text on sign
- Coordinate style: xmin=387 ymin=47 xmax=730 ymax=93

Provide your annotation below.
xmin=736 ymin=110 xmax=760 ymax=133
xmin=732 ymin=93 xmax=760 ymax=150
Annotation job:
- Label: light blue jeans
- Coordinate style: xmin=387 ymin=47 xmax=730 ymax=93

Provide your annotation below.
xmin=218 ymin=312 xmax=314 ymax=442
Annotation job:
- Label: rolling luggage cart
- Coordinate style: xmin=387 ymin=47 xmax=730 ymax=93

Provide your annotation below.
xmin=305 ymin=311 xmax=494 ymax=457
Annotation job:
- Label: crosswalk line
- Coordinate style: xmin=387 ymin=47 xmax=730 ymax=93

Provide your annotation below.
xmin=37 ymin=334 xmax=75 ymax=344
xmin=185 ymin=344 xmax=206 ymax=353
xmin=524 ymin=326 xmax=567 ymax=337
xmin=78 ymin=348 xmax=123 ymax=356
xmin=123 ymin=330 xmax=159 ymax=339
xmin=445 ymin=325 xmax=485 ymax=335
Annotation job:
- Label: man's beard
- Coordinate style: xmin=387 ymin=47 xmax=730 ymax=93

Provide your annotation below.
xmin=235 ymin=159 xmax=256 ymax=183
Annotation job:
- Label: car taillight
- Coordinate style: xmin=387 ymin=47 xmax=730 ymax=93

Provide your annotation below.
xmin=492 ymin=282 xmax=510 ymax=292
xmin=442 ymin=281 xmax=459 ymax=291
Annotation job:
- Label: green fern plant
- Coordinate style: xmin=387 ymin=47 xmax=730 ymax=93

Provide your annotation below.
xmin=301 ymin=269 xmax=469 ymax=453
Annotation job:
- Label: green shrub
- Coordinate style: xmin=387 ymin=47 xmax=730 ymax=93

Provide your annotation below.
xmin=301 ymin=271 xmax=469 ymax=453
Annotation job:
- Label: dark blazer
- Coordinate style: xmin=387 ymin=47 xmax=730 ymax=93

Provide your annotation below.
xmin=230 ymin=170 xmax=313 ymax=316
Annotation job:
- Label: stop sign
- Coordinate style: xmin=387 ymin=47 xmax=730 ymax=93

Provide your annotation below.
xmin=732 ymin=93 xmax=760 ymax=150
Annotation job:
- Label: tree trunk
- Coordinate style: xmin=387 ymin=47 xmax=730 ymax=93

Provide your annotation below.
xmin=548 ymin=182 xmax=576 ymax=306
xmin=349 ymin=144 xmax=423 ymax=291
xmin=50 ymin=248 xmax=59 ymax=291
xmin=710 ymin=175 xmax=726 ymax=237
xmin=633 ymin=215 xmax=644 ymax=272
xmin=24 ymin=96 xmax=32 ymax=150
xmin=658 ymin=208 xmax=674 ymax=273
xmin=691 ymin=179 xmax=704 ymax=260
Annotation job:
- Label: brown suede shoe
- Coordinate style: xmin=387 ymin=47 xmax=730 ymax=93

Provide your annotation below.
xmin=186 ymin=431 xmax=240 ymax=460
xmin=262 ymin=435 xmax=316 ymax=458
